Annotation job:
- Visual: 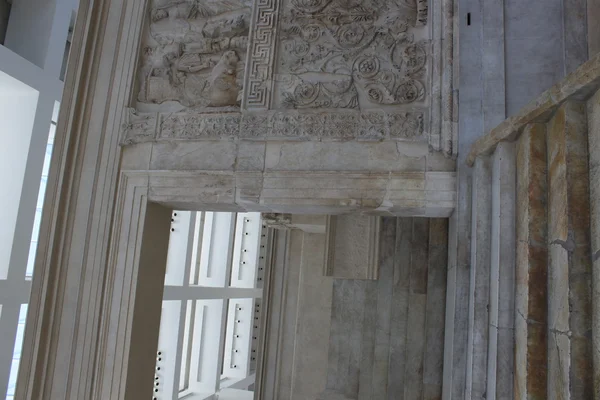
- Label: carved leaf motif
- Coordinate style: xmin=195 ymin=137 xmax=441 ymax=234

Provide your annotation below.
xmin=120 ymin=109 xmax=425 ymax=143
xmin=391 ymin=42 xmax=426 ymax=75
xmin=290 ymin=0 xmax=333 ymax=14
xmin=278 ymin=0 xmax=428 ymax=109
xmin=282 ymin=75 xmax=358 ymax=109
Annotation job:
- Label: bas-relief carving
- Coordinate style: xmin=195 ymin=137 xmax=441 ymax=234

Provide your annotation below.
xmin=137 ymin=0 xmax=252 ymax=109
xmin=125 ymin=0 xmax=454 ymax=147
xmin=120 ymin=107 xmax=424 ymax=144
xmin=274 ymin=0 xmax=429 ymax=109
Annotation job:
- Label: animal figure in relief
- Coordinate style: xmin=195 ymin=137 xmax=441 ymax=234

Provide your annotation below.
xmin=137 ymin=0 xmax=250 ymax=108
xmin=207 ymin=50 xmax=240 ymax=106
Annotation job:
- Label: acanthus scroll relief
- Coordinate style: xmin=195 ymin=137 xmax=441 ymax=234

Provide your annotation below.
xmin=276 ymin=0 xmax=429 ymax=109
xmin=124 ymin=0 xmax=455 ymax=147
xmin=137 ymin=0 xmax=252 ymax=109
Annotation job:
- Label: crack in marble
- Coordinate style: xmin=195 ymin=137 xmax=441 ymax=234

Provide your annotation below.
xmin=517 ymin=309 xmax=543 ymax=326
xmin=549 ymin=328 xmax=572 ymax=337
xmin=550 ymin=230 xmax=576 ymax=253
xmin=593 ymin=249 xmax=600 ymax=262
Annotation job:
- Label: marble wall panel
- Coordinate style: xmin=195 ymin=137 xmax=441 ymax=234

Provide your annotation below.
xmin=587 ymin=88 xmax=600 ymax=396
xmin=321 ymin=217 xmax=448 ymax=400
xmin=547 ymin=100 xmax=593 ymax=400
xmin=515 ymin=123 xmax=548 ymax=400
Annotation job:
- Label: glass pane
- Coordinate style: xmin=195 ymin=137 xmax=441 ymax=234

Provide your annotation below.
xmin=6 ymin=304 xmax=28 ymax=398
xmin=25 ymin=242 xmax=37 ymax=279
xmin=26 ymin=122 xmax=56 ymax=280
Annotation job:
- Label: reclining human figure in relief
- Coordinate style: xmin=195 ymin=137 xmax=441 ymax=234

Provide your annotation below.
xmin=137 ymin=0 xmax=251 ymax=109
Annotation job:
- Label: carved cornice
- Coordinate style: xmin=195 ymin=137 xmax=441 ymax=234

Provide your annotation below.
xmin=261 ymin=213 xmax=292 ymax=229
xmin=120 ymin=107 xmax=425 ymax=144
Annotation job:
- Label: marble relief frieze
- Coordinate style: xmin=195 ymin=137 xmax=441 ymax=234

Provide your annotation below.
xmin=121 ymin=107 xmax=424 ymax=144
xmin=275 ymin=0 xmax=429 ymax=109
xmin=137 ymin=0 xmax=252 ymax=108
xmin=124 ymin=0 xmax=454 ymax=149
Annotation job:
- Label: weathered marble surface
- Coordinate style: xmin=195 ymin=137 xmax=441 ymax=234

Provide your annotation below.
xmin=139 ymin=170 xmax=455 ymax=216
xmin=121 ymin=108 xmax=427 ymax=143
xmin=321 ymin=217 xmax=447 ymax=400
xmin=587 ymin=88 xmax=600 ymax=396
xmin=263 ymin=213 xmax=327 ymax=233
xmin=547 ymin=100 xmax=593 ymax=400
xmin=423 ymin=218 xmax=448 ymax=400
xmin=563 ymin=0 xmax=589 ymax=74
xmin=123 ymin=135 xmax=453 ymax=173
xmin=488 ymin=142 xmax=516 ymax=400
xmin=124 ymin=0 xmax=455 ymax=150
xmin=273 ymin=0 xmax=428 ymax=110
xmin=515 ymin=124 xmax=548 ymax=400
xmin=467 ymin=51 xmax=600 ymax=165
xmin=466 ymin=156 xmax=492 ymax=399
xmin=324 ymin=215 xmax=380 ymax=280
xmin=271 ymin=227 xmax=334 ymax=400
xmin=589 ymin=0 xmax=600 ymax=57
xmin=120 ymin=138 xmax=456 ymax=216
xmin=137 ymin=0 xmax=252 ymax=108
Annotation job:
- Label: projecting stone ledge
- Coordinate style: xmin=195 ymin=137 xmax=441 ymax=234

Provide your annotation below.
xmin=119 ymin=134 xmax=456 ymax=216
xmin=127 ymin=170 xmax=456 ymax=217
xmin=467 ymin=51 xmax=600 ymax=166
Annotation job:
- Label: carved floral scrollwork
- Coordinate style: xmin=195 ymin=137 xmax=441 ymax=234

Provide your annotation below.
xmin=290 ymin=0 xmax=333 ymax=13
xmin=121 ymin=109 xmax=158 ymax=144
xmin=281 ymin=75 xmax=359 ymax=108
xmin=391 ymin=42 xmax=427 ymax=75
xmin=119 ymin=108 xmax=425 ymax=143
xmin=277 ymin=0 xmax=429 ymax=109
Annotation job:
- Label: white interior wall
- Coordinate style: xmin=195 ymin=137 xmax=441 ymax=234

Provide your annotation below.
xmin=157 ymin=211 xmax=262 ymax=400
xmin=0 ymin=71 xmax=38 ymax=280
xmin=0 ymin=0 xmax=77 ymax=397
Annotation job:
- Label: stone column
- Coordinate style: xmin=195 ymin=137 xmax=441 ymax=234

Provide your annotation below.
xmin=466 ymin=156 xmax=492 ymax=399
xmin=589 ymin=0 xmax=600 ymax=58
xmin=515 ymin=123 xmax=548 ymax=400
xmin=14 ymin=0 xmax=150 ymax=398
xmin=423 ymin=218 xmax=449 ymax=400
xmin=587 ymin=88 xmax=600 ymax=397
xmin=122 ymin=201 xmax=172 ymax=399
xmin=488 ymin=142 xmax=516 ymax=400
xmin=547 ymin=100 xmax=593 ymax=399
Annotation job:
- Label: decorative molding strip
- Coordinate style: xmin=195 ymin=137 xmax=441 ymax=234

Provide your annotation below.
xmin=262 ymin=213 xmax=292 ymax=229
xmin=243 ymin=0 xmax=281 ymax=110
xmin=428 ymin=0 xmax=455 ymax=157
xmin=121 ymin=108 xmax=426 ymax=144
